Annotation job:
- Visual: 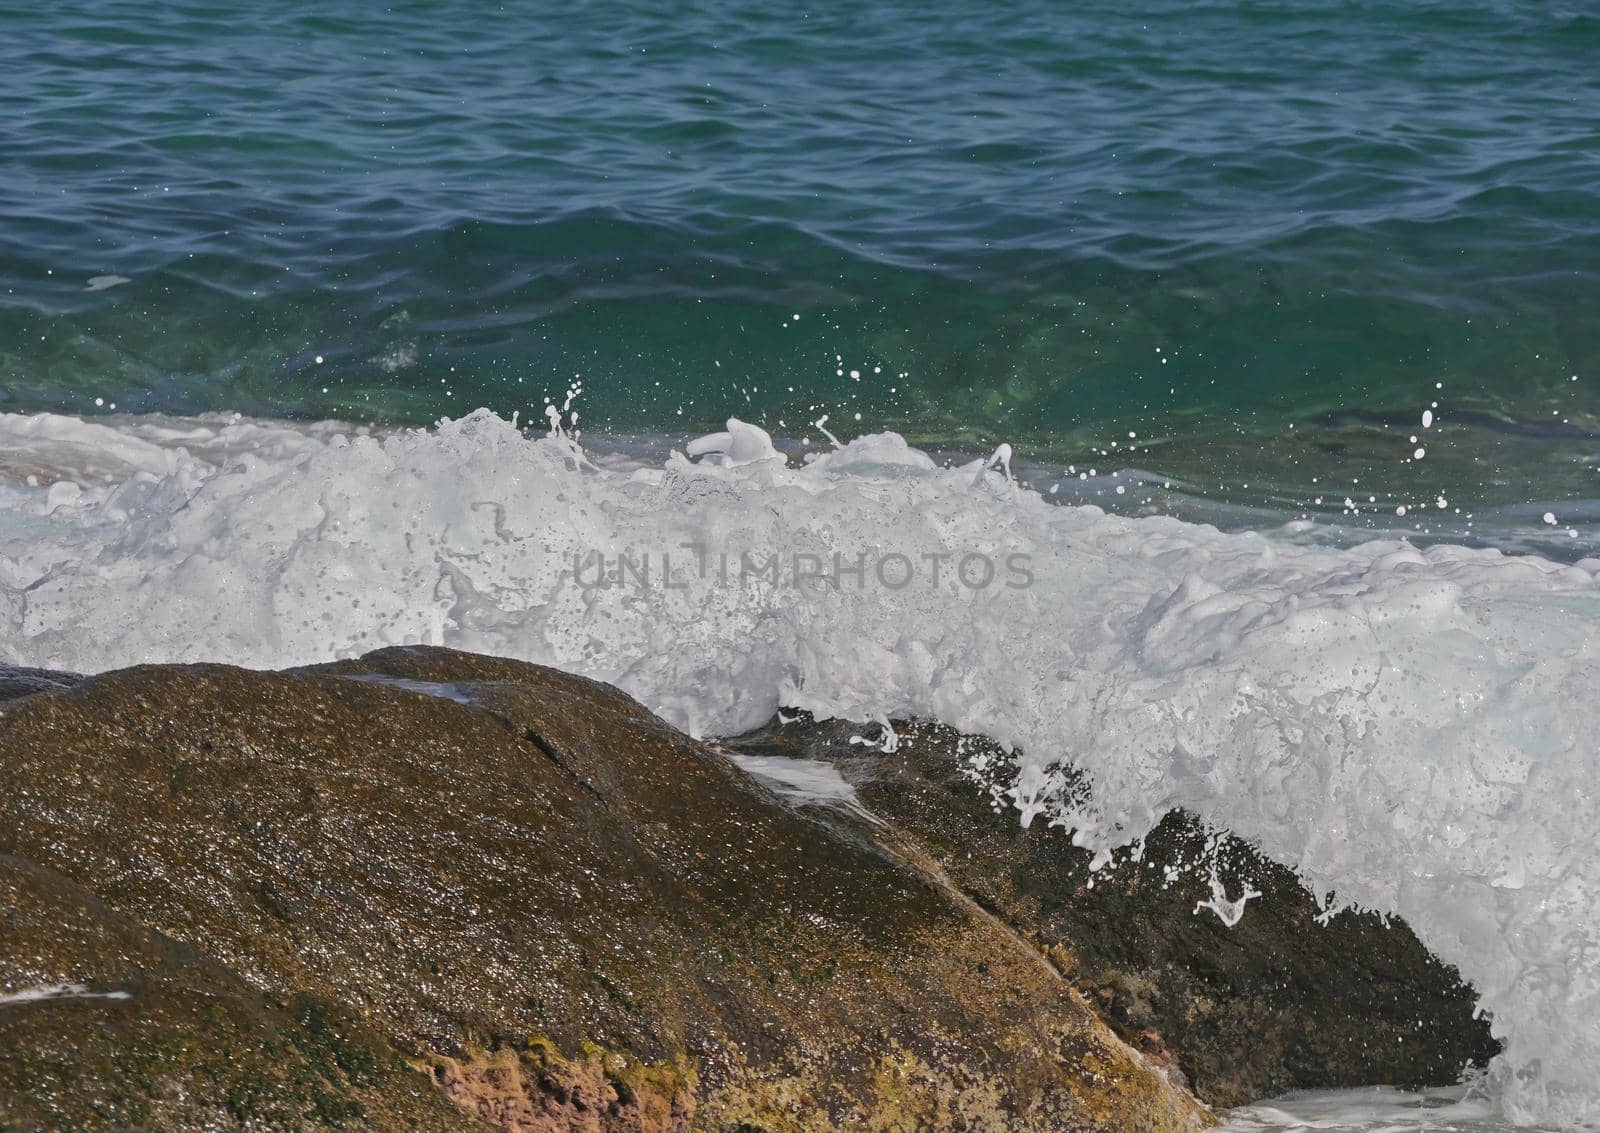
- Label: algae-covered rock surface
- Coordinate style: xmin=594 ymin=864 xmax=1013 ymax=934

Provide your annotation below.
xmin=1 ymin=853 xmax=484 ymax=1133
xmin=725 ymin=716 xmax=1498 ymax=1108
xmin=0 ymin=648 xmax=1210 ymax=1132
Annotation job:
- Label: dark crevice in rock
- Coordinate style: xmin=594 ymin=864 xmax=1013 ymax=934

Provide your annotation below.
xmin=517 ymin=726 xmax=607 ymax=801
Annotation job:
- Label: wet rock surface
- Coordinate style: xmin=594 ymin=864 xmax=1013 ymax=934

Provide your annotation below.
xmin=724 ymin=716 xmax=1498 ymax=1108
xmin=0 ymin=648 xmax=1209 ymax=1133
xmin=0 ymin=852 xmax=482 ymax=1132
xmin=0 ymin=666 xmax=79 ymax=702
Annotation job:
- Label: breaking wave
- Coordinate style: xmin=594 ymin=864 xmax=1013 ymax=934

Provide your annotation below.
xmin=2 ymin=408 xmax=1598 ymax=1127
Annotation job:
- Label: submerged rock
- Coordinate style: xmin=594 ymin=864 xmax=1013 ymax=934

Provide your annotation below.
xmin=0 ymin=647 xmax=1208 ymax=1132
xmin=725 ymin=716 xmax=1498 ymax=1107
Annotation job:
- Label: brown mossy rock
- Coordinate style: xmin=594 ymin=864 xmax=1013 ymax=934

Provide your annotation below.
xmin=724 ymin=716 xmax=1498 ymax=1108
xmin=0 ymin=647 xmax=1208 ymax=1133
xmin=426 ymin=1037 xmax=696 ymax=1133
xmin=0 ymin=853 xmax=483 ymax=1133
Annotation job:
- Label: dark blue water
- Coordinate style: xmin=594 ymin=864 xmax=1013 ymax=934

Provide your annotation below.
xmin=3 ymin=0 xmax=1598 ymax=507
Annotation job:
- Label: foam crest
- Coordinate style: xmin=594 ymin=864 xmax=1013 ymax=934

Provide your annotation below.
xmin=2 ymin=409 xmax=1597 ymax=1126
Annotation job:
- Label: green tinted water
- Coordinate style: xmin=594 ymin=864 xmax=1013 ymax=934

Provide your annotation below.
xmin=3 ymin=1 xmax=1598 ymax=510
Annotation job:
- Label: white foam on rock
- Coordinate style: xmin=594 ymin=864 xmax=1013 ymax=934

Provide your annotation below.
xmin=1219 ymin=1084 xmax=1520 ymax=1132
xmin=2 ymin=408 xmax=1598 ymax=1127
xmin=336 ymin=673 xmax=480 ymax=705
xmin=0 ymin=982 xmax=131 ymax=1006
xmin=725 ymin=753 xmax=880 ymax=823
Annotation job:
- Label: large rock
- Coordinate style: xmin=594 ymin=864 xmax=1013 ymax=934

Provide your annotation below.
xmin=725 ymin=716 xmax=1498 ymax=1107
xmin=0 ymin=648 xmax=1209 ymax=1133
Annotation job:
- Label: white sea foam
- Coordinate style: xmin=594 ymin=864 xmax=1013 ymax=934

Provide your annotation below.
xmin=336 ymin=673 xmax=480 ymax=705
xmin=2 ymin=408 xmax=1598 ymax=1126
xmin=725 ymin=753 xmax=880 ymax=822
xmin=0 ymin=982 xmax=131 ymax=1006
xmin=1219 ymin=1084 xmax=1529 ymax=1132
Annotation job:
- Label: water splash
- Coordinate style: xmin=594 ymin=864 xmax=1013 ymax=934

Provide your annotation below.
xmin=3 ymin=408 xmax=1599 ymax=1126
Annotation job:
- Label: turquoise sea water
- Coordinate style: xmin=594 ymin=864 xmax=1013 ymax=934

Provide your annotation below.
xmin=3 ymin=1 xmax=1598 ymax=512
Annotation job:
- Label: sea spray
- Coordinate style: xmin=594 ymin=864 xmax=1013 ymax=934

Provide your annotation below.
xmin=2 ymin=408 xmax=1598 ymax=1126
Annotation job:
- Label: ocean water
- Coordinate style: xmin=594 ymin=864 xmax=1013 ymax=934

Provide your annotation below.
xmin=4 ymin=1 xmax=1600 ymax=514
xmin=3 ymin=3 xmax=1599 ymax=1129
